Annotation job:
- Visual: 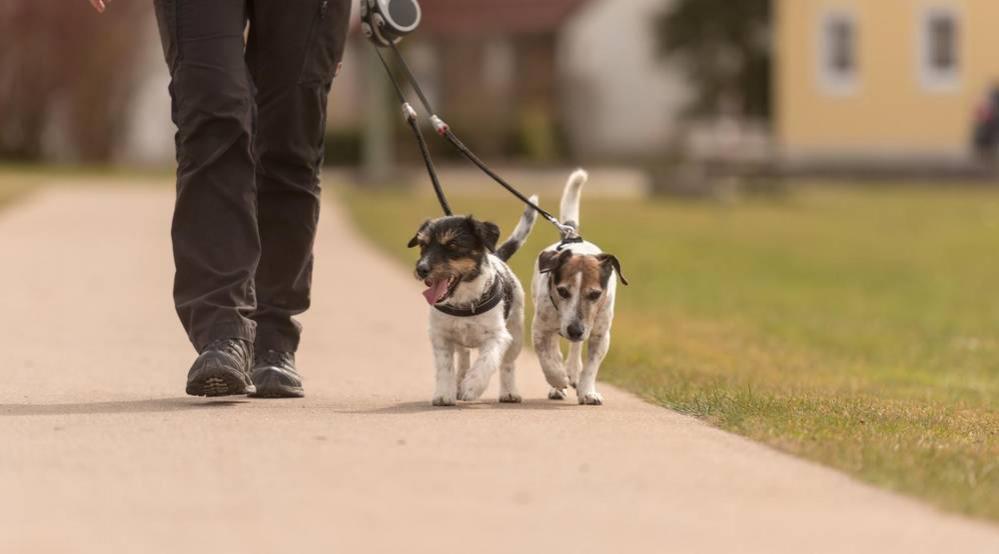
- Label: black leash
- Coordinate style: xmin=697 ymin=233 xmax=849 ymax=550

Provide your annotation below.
xmin=373 ymin=47 xmax=452 ymax=216
xmin=373 ymin=40 xmax=580 ymax=242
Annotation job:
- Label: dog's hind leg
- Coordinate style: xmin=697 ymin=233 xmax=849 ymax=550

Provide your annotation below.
xmin=431 ymin=337 xmax=457 ymax=407
xmin=534 ymin=329 xmax=570 ymax=397
xmin=577 ymin=331 xmax=610 ymax=406
xmin=456 ymin=348 xmax=470 ymax=387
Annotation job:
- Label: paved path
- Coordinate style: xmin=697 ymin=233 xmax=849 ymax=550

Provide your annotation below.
xmin=1 ymin=185 xmax=997 ymax=554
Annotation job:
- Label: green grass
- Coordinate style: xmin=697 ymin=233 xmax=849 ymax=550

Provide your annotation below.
xmin=338 ymin=183 xmax=999 ymax=522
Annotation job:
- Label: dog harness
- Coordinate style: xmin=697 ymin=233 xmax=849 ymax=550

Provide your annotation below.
xmin=434 ymin=276 xmax=514 ymax=319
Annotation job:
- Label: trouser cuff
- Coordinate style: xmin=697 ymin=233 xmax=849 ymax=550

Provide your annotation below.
xmin=192 ymin=319 xmax=257 ymax=353
xmin=255 ymin=327 xmax=301 ymax=354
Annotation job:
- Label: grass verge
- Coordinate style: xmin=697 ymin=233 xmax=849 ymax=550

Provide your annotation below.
xmin=0 ymin=164 xmax=173 ymax=211
xmin=338 ymin=183 xmax=999 ymax=522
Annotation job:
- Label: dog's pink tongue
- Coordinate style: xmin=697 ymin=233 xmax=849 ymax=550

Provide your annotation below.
xmin=422 ymin=279 xmax=449 ymax=305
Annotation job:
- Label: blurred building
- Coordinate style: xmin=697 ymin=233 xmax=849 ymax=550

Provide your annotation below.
xmin=560 ymin=0 xmax=689 ymax=161
xmin=775 ymin=0 xmax=999 ymax=166
xmin=408 ymin=0 xmax=589 ymax=160
xmin=328 ymin=0 xmax=688 ymax=163
xmin=117 ymin=0 xmax=688 ymax=166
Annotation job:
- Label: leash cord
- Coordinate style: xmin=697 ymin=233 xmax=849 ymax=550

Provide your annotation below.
xmin=441 ymin=128 xmax=561 ymax=228
xmin=374 ymin=46 xmax=453 ymax=216
xmin=375 ymin=39 xmax=579 ymax=240
xmin=387 ymin=40 xmax=439 ymax=118
xmin=409 ymin=117 xmax=452 ymax=216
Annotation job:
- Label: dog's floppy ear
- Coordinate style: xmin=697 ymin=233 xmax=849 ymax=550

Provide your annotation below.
xmin=597 ymin=253 xmax=629 ymax=286
xmin=539 ymin=249 xmax=572 ymax=275
xmin=467 ymin=216 xmax=501 ymax=252
xmin=407 ymin=220 xmax=430 ymax=249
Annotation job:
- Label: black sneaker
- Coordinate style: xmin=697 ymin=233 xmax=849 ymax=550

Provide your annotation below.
xmin=249 ymin=350 xmax=304 ymax=398
xmin=185 ymin=338 xmax=256 ymax=397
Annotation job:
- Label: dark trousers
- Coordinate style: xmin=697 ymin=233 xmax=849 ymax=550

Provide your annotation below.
xmin=153 ymin=0 xmax=350 ymax=353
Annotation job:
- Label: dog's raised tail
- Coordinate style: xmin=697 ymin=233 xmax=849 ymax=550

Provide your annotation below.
xmin=496 ymin=195 xmax=539 ymax=262
xmin=559 ymin=168 xmax=588 ymax=232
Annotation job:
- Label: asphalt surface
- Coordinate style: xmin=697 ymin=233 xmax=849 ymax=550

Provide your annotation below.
xmin=1 ymin=185 xmax=997 ymax=553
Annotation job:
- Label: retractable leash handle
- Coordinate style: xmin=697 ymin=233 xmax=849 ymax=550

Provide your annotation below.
xmin=360 ymin=0 xmax=422 ymax=47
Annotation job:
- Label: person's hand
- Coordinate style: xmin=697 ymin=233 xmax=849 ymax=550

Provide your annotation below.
xmin=89 ymin=0 xmax=111 ymax=13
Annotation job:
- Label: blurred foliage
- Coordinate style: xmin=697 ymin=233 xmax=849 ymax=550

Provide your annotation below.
xmin=0 ymin=1 xmax=150 ymax=162
xmin=654 ymin=0 xmax=772 ymax=119
xmin=512 ymin=105 xmax=560 ymax=163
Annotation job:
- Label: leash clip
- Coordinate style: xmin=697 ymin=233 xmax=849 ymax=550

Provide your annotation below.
xmin=401 ymin=102 xmax=418 ymax=123
xmin=556 ymin=221 xmax=579 ymax=239
xmin=430 ymin=115 xmax=449 ymax=136
xmin=555 ymin=223 xmax=584 ymax=250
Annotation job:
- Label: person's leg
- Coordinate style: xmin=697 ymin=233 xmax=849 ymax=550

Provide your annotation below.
xmin=154 ymin=0 xmax=259 ymax=396
xmin=155 ymin=0 xmax=260 ymax=351
xmin=245 ymin=0 xmax=350 ymax=354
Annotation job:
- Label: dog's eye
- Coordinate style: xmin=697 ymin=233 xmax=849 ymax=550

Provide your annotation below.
xmin=587 ymin=290 xmax=602 ymax=302
xmin=557 ymin=287 xmax=571 ymax=299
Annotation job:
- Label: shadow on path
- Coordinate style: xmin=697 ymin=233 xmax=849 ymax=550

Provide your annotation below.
xmin=343 ymin=399 xmax=577 ymax=415
xmin=0 ymin=397 xmax=249 ymax=416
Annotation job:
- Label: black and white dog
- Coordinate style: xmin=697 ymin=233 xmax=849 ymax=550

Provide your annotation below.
xmin=532 ymin=170 xmax=627 ymax=405
xmin=409 ymin=199 xmax=538 ymax=406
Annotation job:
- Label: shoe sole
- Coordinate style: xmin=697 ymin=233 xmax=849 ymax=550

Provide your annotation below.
xmin=249 ymin=370 xmax=304 ymax=399
xmin=186 ymin=361 xmax=255 ymax=398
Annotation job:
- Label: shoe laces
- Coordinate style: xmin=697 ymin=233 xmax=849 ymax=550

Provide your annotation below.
xmin=205 ymin=338 xmax=252 ymax=364
xmin=257 ymin=349 xmax=294 ymax=368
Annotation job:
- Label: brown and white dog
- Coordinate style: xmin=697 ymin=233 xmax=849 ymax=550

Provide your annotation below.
xmin=409 ymin=200 xmax=538 ymax=406
xmin=532 ymin=170 xmax=627 ymax=405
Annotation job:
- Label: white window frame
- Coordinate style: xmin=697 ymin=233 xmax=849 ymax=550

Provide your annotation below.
xmin=817 ymin=8 xmax=859 ymax=96
xmin=918 ymin=5 xmax=962 ymax=92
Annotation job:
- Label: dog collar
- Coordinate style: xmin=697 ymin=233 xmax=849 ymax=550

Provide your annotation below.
xmin=434 ymin=276 xmax=513 ymax=319
xmin=556 ymin=235 xmax=584 ymax=251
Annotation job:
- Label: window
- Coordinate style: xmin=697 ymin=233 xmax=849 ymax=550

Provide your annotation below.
xmin=920 ymin=7 xmax=961 ymax=91
xmin=818 ymin=10 xmax=858 ymax=94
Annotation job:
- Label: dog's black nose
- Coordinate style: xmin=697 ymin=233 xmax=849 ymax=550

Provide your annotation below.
xmin=566 ymin=322 xmax=584 ymax=341
xmin=416 ymin=261 xmax=431 ymax=279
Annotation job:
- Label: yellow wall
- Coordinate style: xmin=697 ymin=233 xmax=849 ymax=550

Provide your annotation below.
xmin=776 ymin=0 xmax=999 ymax=159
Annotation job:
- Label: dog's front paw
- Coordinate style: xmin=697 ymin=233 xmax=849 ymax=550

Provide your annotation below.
xmin=578 ymin=391 xmax=604 ymax=406
xmin=548 ymin=387 xmax=568 ymax=400
xmin=432 ymin=394 xmax=456 ymax=407
xmin=458 ymin=375 xmax=489 ymax=401
xmin=498 ymin=392 xmax=522 ymax=404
